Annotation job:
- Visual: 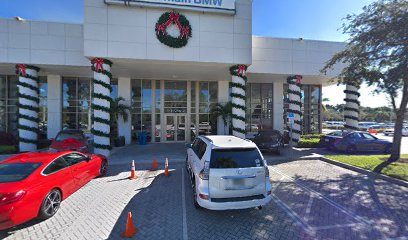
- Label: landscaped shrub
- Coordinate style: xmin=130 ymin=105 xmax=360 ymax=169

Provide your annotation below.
xmin=0 ymin=145 xmax=17 ymax=154
xmin=300 ymin=134 xmax=324 ymax=140
xmin=297 ymin=138 xmax=321 ymax=148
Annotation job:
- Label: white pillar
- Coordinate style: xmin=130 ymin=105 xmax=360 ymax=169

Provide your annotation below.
xmin=91 ymin=58 xmax=112 ymax=156
xmin=16 ymin=64 xmax=40 ymax=152
xmin=273 ymin=81 xmax=284 ymax=132
xmin=344 ymin=84 xmax=360 ymax=130
xmin=287 ymin=75 xmax=302 ymax=144
xmin=47 ymin=75 xmax=62 ymax=139
xmin=217 ymin=81 xmax=230 ymax=135
xmin=230 ymin=65 xmax=248 ymax=139
xmin=118 ymin=77 xmax=132 ymax=145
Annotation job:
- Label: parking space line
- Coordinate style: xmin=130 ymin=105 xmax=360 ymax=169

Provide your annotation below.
xmin=181 ymin=169 xmax=188 ymax=240
xmin=304 ymin=193 xmax=314 ymax=222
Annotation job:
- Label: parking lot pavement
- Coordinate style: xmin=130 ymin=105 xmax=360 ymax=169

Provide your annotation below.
xmin=2 ymin=159 xmax=408 ymax=240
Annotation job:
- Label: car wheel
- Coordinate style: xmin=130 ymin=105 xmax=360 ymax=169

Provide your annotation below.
xmin=346 ymin=145 xmax=356 ymax=154
xmin=384 ymin=145 xmax=392 ymax=154
xmin=38 ymin=189 xmax=62 ymax=220
xmin=99 ymin=160 xmax=108 ymax=177
xmin=192 ymin=181 xmax=202 ymax=209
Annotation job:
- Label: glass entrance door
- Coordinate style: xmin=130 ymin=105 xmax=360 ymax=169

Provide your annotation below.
xmin=165 ymin=115 xmax=186 ymax=142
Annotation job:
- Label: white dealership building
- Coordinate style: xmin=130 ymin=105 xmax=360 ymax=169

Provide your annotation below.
xmin=0 ymin=0 xmax=345 ymax=155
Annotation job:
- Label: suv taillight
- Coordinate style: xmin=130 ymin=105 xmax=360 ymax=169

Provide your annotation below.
xmin=265 ymin=166 xmax=270 ymax=178
xmin=199 ymin=161 xmax=210 ymax=180
xmin=0 ymin=190 xmax=26 ymax=206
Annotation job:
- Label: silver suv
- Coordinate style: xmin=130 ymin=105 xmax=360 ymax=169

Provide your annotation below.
xmin=186 ymin=135 xmax=272 ymax=210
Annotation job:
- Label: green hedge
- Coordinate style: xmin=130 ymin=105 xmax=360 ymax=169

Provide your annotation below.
xmin=0 ymin=145 xmax=17 ymax=154
xmin=300 ymin=134 xmax=324 ymax=140
xmin=297 ymin=138 xmax=321 ymax=148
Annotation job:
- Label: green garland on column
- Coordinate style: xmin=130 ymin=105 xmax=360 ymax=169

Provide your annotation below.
xmin=287 ymin=75 xmax=303 ymax=142
xmin=229 ymin=64 xmax=248 ymax=135
xmin=91 ymin=58 xmax=113 ymax=150
xmin=344 ymin=85 xmax=360 ymax=130
xmin=15 ymin=64 xmax=40 ymax=146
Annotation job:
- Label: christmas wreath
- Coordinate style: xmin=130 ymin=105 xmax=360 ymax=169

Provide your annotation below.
xmin=155 ymin=11 xmax=192 ymax=48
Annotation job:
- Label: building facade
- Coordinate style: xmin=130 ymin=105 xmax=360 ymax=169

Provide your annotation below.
xmin=0 ymin=0 xmax=345 ymax=155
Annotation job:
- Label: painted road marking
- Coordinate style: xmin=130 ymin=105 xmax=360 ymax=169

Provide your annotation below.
xmin=182 ymin=169 xmax=188 ymax=240
xmin=269 ymin=166 xmax=372 ymax=232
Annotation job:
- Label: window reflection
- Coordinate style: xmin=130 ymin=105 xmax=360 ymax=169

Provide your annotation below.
xmin=245 ymin=83 xmax=273 ymax=137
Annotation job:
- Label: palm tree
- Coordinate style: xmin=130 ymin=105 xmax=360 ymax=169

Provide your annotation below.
xmin=110 ymin=97 xmax=130 ymax=138
xmin=210 ymin=102 xmax=232 ymax=135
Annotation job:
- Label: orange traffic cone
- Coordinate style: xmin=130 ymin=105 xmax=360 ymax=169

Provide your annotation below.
xmin=129 ymin=160 xmax=137 ymax=180
xmin=150 ymin=159 xmax=158 ymax=171
xmin=123 ymin=212 xmax=138 ymax=238
xmin=164 ymin=158 xmax=169 ymax=177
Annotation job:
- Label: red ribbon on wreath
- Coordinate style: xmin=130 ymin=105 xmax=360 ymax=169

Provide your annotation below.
xmin=17 ymin=64 xmax=27 ymax=77
xmin=295 ymin=75 xmax=302 ymax=85
xmin=180 ymin=26 xmax=190 ymax=39
xmin=166 ymin=12 xmax=181 ymax=29
xmin=237 ymin=65 xmax=247 ymax=76
xmin=156 ymin=23 xmax=166 ymax=35
xmin=93 ymin=58 xmax=104 ymax=72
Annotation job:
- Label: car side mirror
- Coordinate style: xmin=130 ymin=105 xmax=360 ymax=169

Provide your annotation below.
xmin=85 ymin=156 xmax=92 ymax=162
xmin=186 ymin=143 xmax=192 ymax=149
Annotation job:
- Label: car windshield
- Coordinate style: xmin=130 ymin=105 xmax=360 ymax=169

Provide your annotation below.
xmin=0 ymin=163 xmax=42 ymax=183
xmin=210 ymin=148 xmax=263 ymax=169
xmin=55 ymin=132 xmax=84 ymax=141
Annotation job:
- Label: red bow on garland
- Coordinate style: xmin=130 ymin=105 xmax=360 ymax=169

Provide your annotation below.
xmin=295 ymin=75 xmax=302 ymax=85
xmin=180 ymin=26 xmax=190 ymax=39
xmin=237 ymin=65 xmax=247 ymax=76
xmin=17 ymin=64 xmax=27 ymax=77
xmin=93 ymin=58 xmax=104 ymax=72
xmin=166 ymin=12 xmax=181 ymax=29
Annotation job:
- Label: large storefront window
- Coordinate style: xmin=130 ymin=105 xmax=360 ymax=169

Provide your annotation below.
xmin=0 ymin=75 xmax=47 ymax=139
xmin=131 ymin=79 xmax=217 ymax=143
xmin=245 ymin=83 xmax=273 ymax=136
xmin=283 ymin=84 xmax=322 ymax=134
xmin=131 ymin=79 xmax=153 ymax=142
xmin=62 ymin=77 xmax=92 ymax=130
xmin=62 ymin=77 xmax=117 ymax=132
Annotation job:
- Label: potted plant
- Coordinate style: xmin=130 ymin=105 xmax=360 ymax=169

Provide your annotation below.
xmin=110 ymin=97 xmax=130 ymax=147
xmin=210 ymin=101 xmax=232 ymax=135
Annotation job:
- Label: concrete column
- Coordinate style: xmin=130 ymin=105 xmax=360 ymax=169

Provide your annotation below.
xmin=273 ymin=81 xmax=284 ymax=132
xmin=118 ymin=77 xmax=132 ymax=145
xmin=47 ymin=75 xmax=62 ymax=139
xmin=344 ymin=84 xmax=360 ymax=131
xmin=217 ymin=80 xmax=230 ymax=135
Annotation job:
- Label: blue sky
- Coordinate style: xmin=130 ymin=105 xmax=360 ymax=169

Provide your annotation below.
xmin=0 ymin=0 xmax=392 ymax=107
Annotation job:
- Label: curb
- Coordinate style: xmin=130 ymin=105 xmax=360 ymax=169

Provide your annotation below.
xmin=317 ymin=156 xmax=408 ymax=188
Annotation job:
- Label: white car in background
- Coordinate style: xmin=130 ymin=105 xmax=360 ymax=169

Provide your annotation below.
xmin=186 ymin=135 xmax=272 ymax=210
xmin=384 ymin=127 xmax=408 ymax=136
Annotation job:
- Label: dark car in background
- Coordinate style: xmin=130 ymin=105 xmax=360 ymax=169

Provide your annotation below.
xmin=333 ymin=131 xmax=392 ymax=154
xmin=49 ymin=130 xmax=90 ymax=153
xmin=252 ymin=130 xmax=284 ymax=154
xmin=319 ymin=130 xmax=350 ymax=149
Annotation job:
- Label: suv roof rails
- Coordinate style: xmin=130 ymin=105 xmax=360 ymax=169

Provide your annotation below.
xmin=201 ymin=136 xmax=213 ymax=143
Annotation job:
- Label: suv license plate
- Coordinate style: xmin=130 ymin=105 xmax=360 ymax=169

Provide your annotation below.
xmin=232 ymin=179 xmax=245 ymax=186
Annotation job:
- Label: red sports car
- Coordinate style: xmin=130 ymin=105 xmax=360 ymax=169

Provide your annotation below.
xmin=49 ymin=129 xmax=90 ymax=153
xmin=0 ymin=151 xmax=108 ymax=230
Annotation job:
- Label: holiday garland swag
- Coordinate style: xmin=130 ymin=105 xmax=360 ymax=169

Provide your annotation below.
xmin=16 ymin=64 xmax=40 ymax=150
xmin=91 ymin=58 xmax=113 ymax=153
xmin=229 ymin=64 xmax=248 ymax=138
xmin=155 ymin=11 xmax=192 ymax=48
xmin=287 ymin=75 xmax=302 ymax=143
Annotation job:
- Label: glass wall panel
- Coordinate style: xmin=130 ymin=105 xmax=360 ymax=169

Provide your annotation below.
xmin=246 ymin=83 xmax=273 ymax=136
xmin=164 ymin=81 xmax=187 ymax=113
xmin=196 ymin=81 xmax=218 ymax=136
xmin=283 ymin=84 xmax=321 ymax=134
xmin=0 ymin=76 xmax=6 ymax=132
xmin=131 ymin=79 xmax=154 ymax=142
xmin=62 ymin=77 xmax=91 ymax=131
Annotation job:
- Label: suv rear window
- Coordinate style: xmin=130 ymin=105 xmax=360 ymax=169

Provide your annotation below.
xmin=0 ymin=163 xmax=42 ymax=183
xmin=210 ymin=148 xmax=263 ymax=169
